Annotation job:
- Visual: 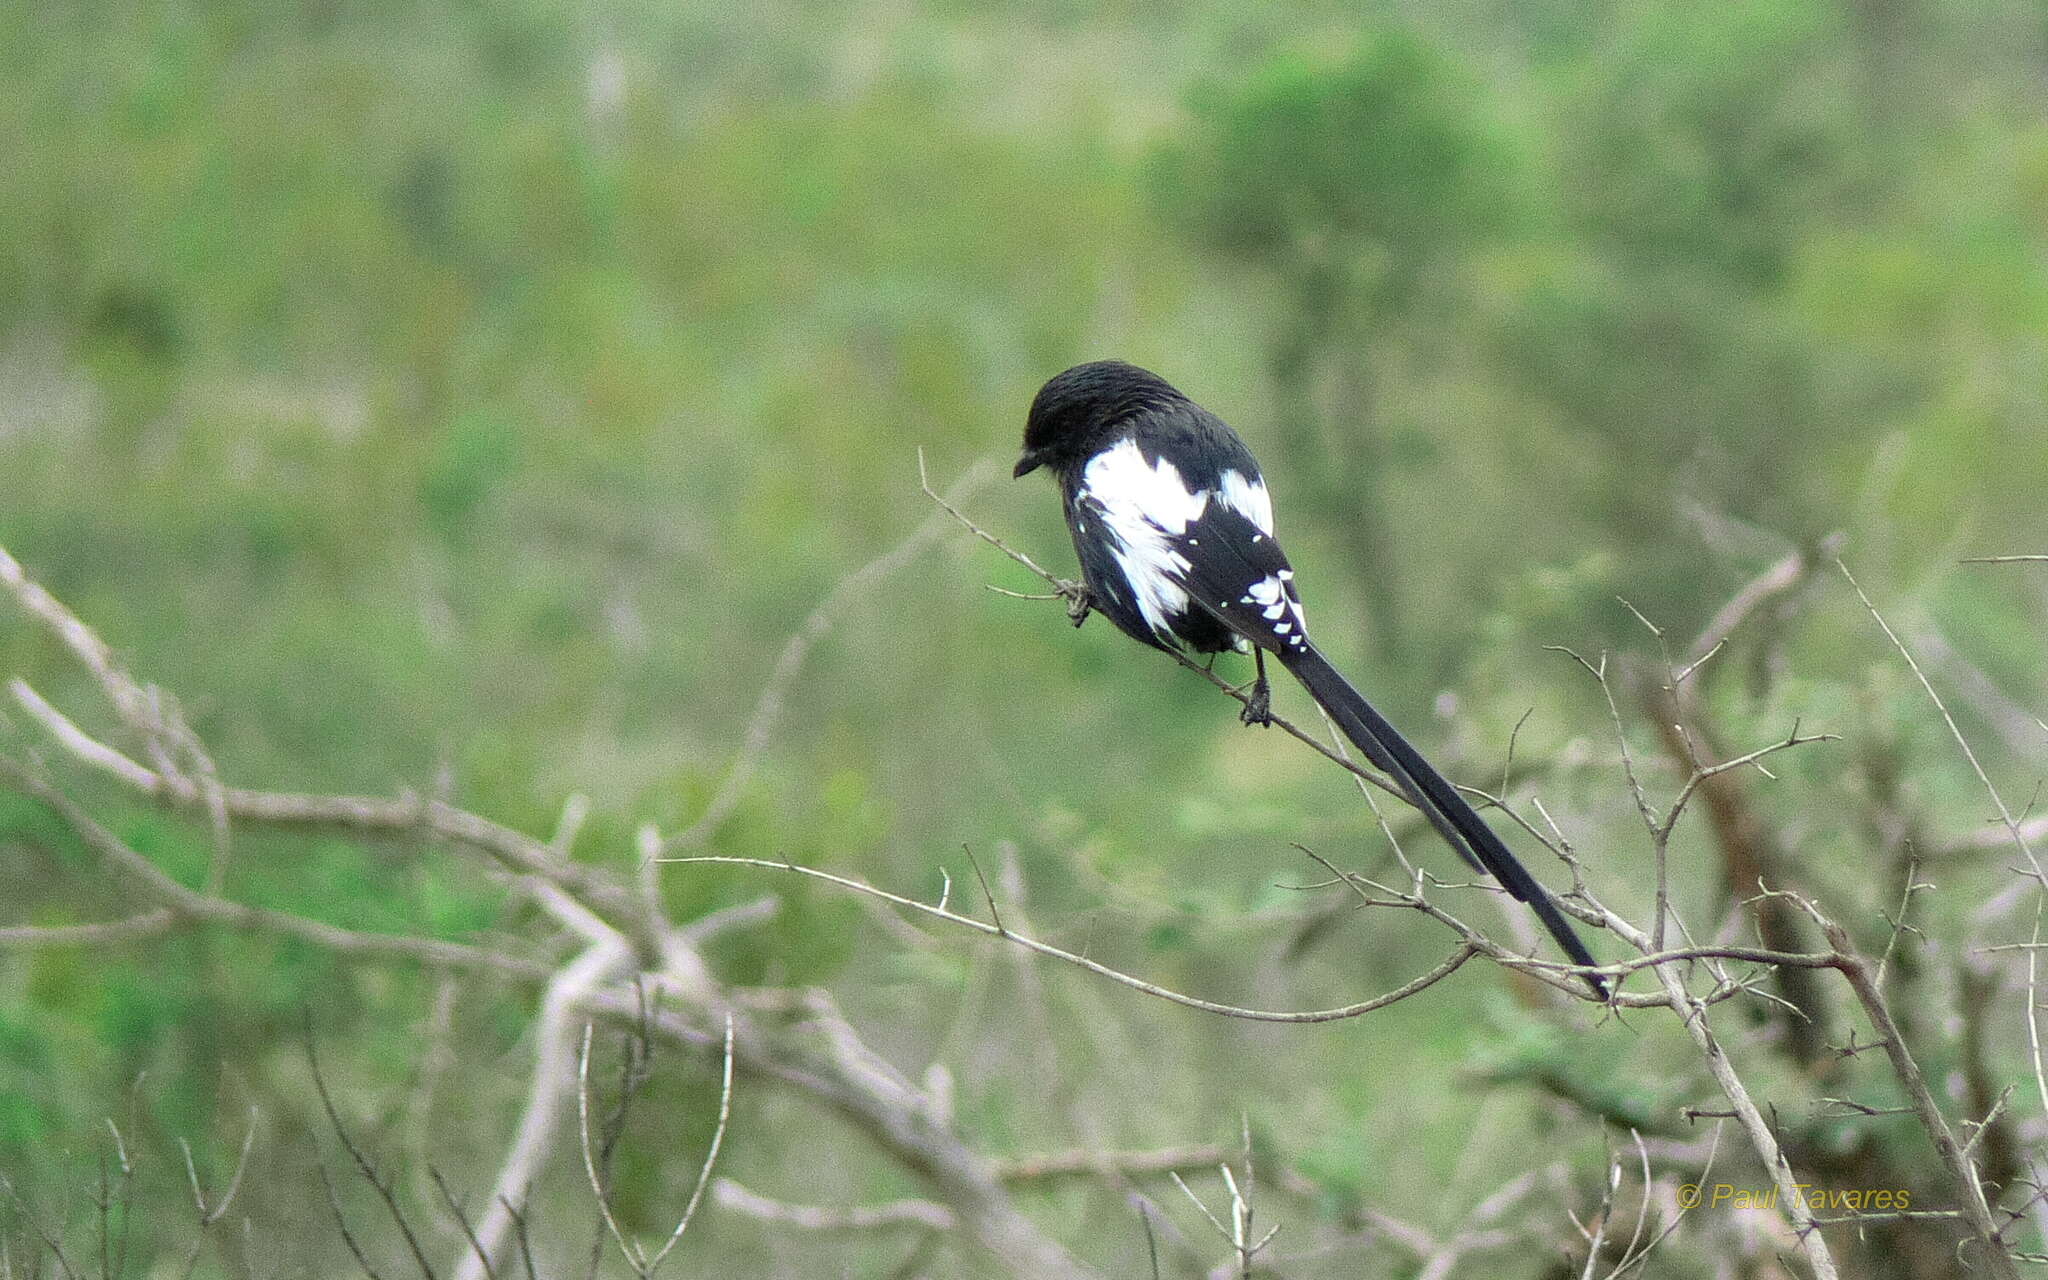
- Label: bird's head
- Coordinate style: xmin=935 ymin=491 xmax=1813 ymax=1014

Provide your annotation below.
xmin=1014 ymin=361 xmax=1186 ymax=478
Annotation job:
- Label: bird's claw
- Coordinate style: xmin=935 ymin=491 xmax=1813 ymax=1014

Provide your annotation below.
xmin=1056 ymin=580 xmax=1094 ymax=627
xmin=1238 ymin=680 xmax=1273 ymax=727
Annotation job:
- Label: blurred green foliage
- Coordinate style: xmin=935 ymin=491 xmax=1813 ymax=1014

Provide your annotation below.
xmin=1152 ymin=35 xmax=1513 ymax=269
xmin=4 ymin=0 xmax=2048 ymax=1274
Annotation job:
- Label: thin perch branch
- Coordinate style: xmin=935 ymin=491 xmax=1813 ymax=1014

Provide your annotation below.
xmin=670 ymin=853 xmax=1480 ymax=1020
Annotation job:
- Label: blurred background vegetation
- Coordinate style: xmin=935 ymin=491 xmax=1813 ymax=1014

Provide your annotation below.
xmin=5 ymin=0 xmax=2048 ymax=1274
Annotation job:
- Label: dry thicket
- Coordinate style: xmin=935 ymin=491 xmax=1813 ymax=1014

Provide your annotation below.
xmin=1 ymin=469 xmax=2045 ymax=1278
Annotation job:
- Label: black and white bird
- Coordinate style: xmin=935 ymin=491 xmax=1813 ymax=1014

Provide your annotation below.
xmin=1014 ymin=360 xmax=1604 ymax=997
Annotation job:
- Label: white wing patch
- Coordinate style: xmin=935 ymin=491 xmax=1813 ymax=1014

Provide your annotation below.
xmin=1081 ymin=442 xmax=1307 ymax=650
xmin=1080 ymin=438 xmax=1210 ymax=639
xmin=1218 ymin=469 xmax=1274 ymax=536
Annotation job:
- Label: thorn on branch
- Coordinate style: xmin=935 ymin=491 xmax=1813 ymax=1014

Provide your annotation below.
xmin=961 ymin=843 xmax=1006 ymax=935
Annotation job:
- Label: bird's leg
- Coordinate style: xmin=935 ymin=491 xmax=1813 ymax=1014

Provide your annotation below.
xmin=1239 ymin=648 xmax=1273 ymax=727
xmin=1054 ymin=579 xmax=1095 ymax=627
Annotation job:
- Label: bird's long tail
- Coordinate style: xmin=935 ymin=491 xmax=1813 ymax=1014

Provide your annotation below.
xmin=1278 ymin=643 xmax=1606 ymax=997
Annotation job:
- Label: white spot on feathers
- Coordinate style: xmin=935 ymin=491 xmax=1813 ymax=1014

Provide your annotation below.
xmin=1245 ymin=573 xmax=1309 ymax=640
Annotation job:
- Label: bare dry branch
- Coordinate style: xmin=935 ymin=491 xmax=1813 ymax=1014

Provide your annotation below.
xmin=712 ymin=1179 xmax=955 ymax=1232
xmin=1842 ymin=559 xmax=2048 ymax=1140
xmin=667 ymin=853 xmax=1483 ymax=1020
xmin=1937 ymin=814 xmax=2048 ymax=856
xmin=9 ymin=677 xmax=644 ymax=924
xmin=455 ymin=897 xmax=632 ymax=1280
xmin=179 ymin=1110 xmax=257 ymax=1228
xmin=579 ymin=1014 xmax=735 ymax=1279
xmin=1688 ymin=538 xmax=1840 ymax=666
xmin=995 ymin=1146 xmax=1230 ymax=1183
xmin=0 ymin=545 xmax=166 ymax=760
xmin=0 ymin=1173 xmax=83 ymax=1280
xmin=0 ymin=761 xmax=553 ymax=980
xmin=1828 ymin=937 xmax=2022 ymax=1280
xmin=428 ymin=1169 xmax=493 ymax=1280
xmin=308 ymin=1026 xmax=439 ymax=1280
xmin=2 ymin=536 xmax=1102 ymax=1280
xmin=0 ymin=911 xmax=175 ymax=948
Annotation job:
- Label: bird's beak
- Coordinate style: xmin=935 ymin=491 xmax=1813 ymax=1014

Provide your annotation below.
xmin=1012 ymin=452 xmax=1042 ymax=478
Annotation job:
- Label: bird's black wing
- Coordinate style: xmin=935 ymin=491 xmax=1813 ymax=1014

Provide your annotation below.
xmin=1117 ymin=411 xmax=1309 ymax=656
xmin=1166 ymin=498 xmax=1309 ymax=657
xmin=1062 ymin=407 xmax=1291 ymax=657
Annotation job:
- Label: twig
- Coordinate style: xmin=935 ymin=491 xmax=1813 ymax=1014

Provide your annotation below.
xmin=1875 ymin=853 xmax=1929 ymax=985
xmin=1 ymin=539 xmax=1100 ymax=1280
xmin=1961 ymin=1086 xmax=2014 ymax=1159
xmin=0 ymin=911 xmax=175 ymax=948
xmin=8 ymin=681 xmax=641 ymax=923
xmin=308 ymin=1025 xmax=439 ymax=1280
xmin=712 ymin=1180 xmax=954 ymax=1232
xmin=1688 ymin=540 xmax=1838 ymax=666
xmin=668 ymin=460 xmax=996 ymax=853
xmin=961 ymin=843 xmax=1007 ymax=935
xmin=648 ymin=1013 xmax=736 ymax=1274
xmin=428 ymin=1169 xmax=494 ymax=1280
xmin=497 ymin=1198 xmax=538 ymax=1280
xmin=1 ymin=551 xmax=234 ymax=889
xmin=996 ymin=1145 xmax=1229 ymax=1182
xmin=1551 ymin=645 xmax=1668 ymax=949
xmin=0 ymin=760 xmax=553 ymax=981
xmin=579 ymin=1025 xmax=640 ymax=1272
xmin=0 ymin=545 xmax=168 ymax=764
xmin=0 ymin=1174 xmax=82 ymax=1280
xmin=579 ymin=1012 xmax=735 ymax=1278
xmin=320 ymin=1162 xmax=388 ymax=1280
xmin=668 ymin=854 xmax=1478 ymax=1020
xmin=675 ymin=896 xmax=780 ymax=946
xmin=1841 ymin=559 xmax=2048 ymax=1134
xmin=1649 ymin=954 xmax=1841 ymax=1278
xmin=1604 ymin=1124 xmax=1720 ymax=1279
xmin=1655 ymin=724 xmax=1840 ymax=846
xmin=455 ymin=892 xmax=631 ymax=1280
xmin=179 ymin=1109 xmax=257 ymax=1227
xmin=8 ymin=681 xmax=156 ymax=789
xmin=1829 ymin=938 xmax=2022 ymax=1280
xmin=1816 ymin=1098 xmax=1916 ymax=1118
xmin=1549 ymin=635 xmax=1844 ymax=1277
xmin=1936 ymin=814 xmax=2048 ymax=856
